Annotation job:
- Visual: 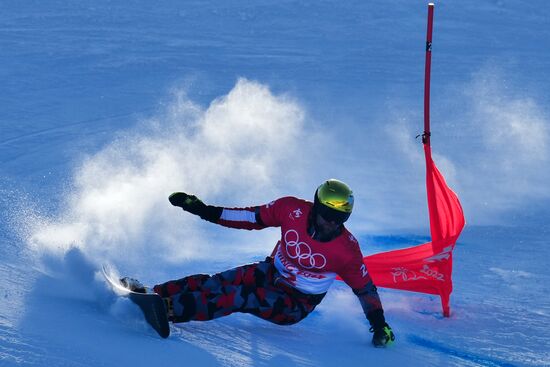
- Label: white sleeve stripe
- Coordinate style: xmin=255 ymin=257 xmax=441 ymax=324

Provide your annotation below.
xmin=220 ymin=209 xmax=257 ymax=223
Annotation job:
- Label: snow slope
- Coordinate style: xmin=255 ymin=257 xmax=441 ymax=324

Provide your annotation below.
xmin=1 ymin=1 xmax=549 ymax=366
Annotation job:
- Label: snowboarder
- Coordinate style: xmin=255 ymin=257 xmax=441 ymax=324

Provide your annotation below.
xmin=128 ymin=179 xmax=395 ymax=347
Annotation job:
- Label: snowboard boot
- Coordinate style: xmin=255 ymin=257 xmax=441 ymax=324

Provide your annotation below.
xmin=120 ymin=277 xmax=147 ymax=294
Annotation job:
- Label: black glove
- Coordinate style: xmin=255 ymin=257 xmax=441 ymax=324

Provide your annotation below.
xmin=169 ymin=192 xmax=222 ymax=223
xmin=169 ymin=192 xmax=205 ymax=213
xmin=367 ymin=309 xmax=395 ymax=348
xmin=370 ymin=323 xmax=395 ymax=348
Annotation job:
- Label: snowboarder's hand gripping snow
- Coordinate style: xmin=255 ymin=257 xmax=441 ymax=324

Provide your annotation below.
xmin=156 ymin=179 xmax=394 ymax=347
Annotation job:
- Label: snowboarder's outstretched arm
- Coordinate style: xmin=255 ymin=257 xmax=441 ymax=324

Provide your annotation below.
xmin=168 ymin=192 xmax=267 ymax=230
xmin=339 ymin=254 xmax=395 ymax=348
xmin=353 ymin=281 xmax=395 ymax=347
xmin=169 ymin=192 xmax=223 ymax=222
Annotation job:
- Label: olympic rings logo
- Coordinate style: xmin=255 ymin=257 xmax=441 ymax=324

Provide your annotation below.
xmin=284 ymin=230 xmax=327 ymax=270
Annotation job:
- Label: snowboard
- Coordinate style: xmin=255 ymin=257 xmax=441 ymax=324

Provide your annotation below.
xmin=102 ymin=265 xmax=170 ymax=338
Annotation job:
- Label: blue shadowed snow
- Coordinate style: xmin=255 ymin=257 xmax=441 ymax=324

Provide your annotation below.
xmin=1 ymin=1 xmax=549 ymax=366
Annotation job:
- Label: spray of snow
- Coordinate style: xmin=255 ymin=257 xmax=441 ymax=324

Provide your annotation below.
xmin=463 ymin=68 xmax=550 ymax=215
xmin=23 ymin=79 xmax=317 ymax=271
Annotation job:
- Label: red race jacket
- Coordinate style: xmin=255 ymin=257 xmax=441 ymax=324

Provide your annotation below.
xmin=217 ymin=196 xmax=372 ymax=295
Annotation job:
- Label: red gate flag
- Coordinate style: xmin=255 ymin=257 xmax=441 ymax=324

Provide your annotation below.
xmin=348 ymin=4 xmax=465 ymax=317
xmin=363 ymin=144 xmax=465 ymax=317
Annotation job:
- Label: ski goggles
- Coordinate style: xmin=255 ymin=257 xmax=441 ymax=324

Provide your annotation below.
xmin=314 ymin=202 xmax=351 ymax=224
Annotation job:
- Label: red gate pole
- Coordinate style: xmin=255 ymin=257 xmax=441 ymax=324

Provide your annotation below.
xmin=423 ymin=3 xmax=434 ymax=146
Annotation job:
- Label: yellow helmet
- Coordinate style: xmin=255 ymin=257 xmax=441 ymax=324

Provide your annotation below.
xmin=313 ymin=179 xmax=354 ymax=224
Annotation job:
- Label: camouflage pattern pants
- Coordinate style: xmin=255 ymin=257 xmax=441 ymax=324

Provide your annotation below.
xmin=153 ymin=258 xmax=325 ymax=325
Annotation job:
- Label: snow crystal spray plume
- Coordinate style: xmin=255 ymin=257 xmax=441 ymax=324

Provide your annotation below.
xmin=460 ymin=69 xmax=550 ymax=222
xmin=24 ymin=79 xmax=314 ymax=273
